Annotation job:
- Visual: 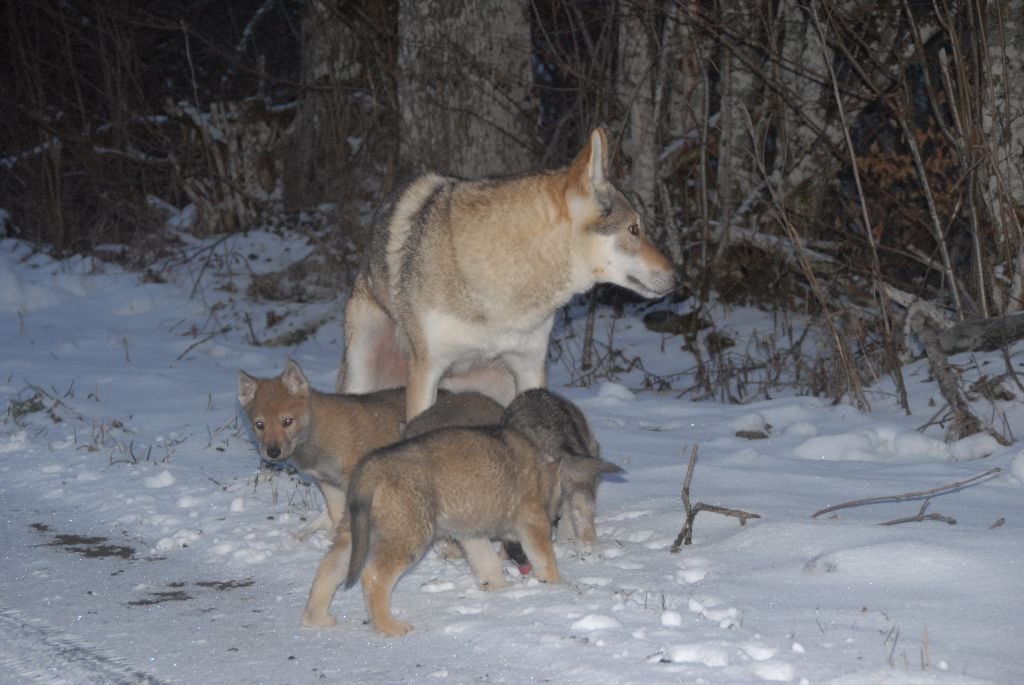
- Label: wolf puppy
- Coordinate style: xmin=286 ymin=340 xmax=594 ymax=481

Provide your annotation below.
xmin=505 ymin=388 xmax=608 ymax=556
xmin=237 ymin=359 xmax=406 ymax=536
xmin=338 ymin=127 xmax=677 ymax=420
xmin=405 ymin=389 xmax=604 ymax=563
xmin=402 ymin=390 xmax=504 ymax=439
xmin=238 ymin=360 xmax=410 ymax=629
xmin=323 ymin=397 xmax=622 ymax=637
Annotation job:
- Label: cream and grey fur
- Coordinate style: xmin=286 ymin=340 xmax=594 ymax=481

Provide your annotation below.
xmin=338 ymin=127 xmax=677 ymax=420
xmin=310 ymin=395 xmax=623 ymax=636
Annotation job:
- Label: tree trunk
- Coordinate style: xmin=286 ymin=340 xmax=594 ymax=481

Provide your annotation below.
xmin=282 ymin=0 xmax=398 ymax=210
xmin=397 ymin=0 xmax=535 ymax=177
xmin=981 ymin=0 xmax=1024 ymax=311
xmin=618 ymin=2 xmax=658 ymax=220
xmin=712 ymin=1 xmax=761 ymax=264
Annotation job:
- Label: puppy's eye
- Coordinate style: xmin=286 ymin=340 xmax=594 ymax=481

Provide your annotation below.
xmin=282 ymin=417 xmax=294 ymax=428
xmin=254 ymin=420 xmax=264 ymax=431
xmin=628 ymin=223 xmax=640 ymax=236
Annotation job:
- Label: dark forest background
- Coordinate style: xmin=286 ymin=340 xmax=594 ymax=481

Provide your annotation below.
xmin=3 ymin=0 xmax=1024 ymax=433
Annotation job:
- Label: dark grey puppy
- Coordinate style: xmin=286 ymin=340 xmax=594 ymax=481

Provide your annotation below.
xmin=503 ymin=388 xmax=621 ymax=556
xmin=403 ymin=391 xmax=505 ymax=439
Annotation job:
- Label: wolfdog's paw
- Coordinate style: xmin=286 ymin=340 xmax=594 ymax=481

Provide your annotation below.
xmin=301 ymin=610 xmax=338 ymax=629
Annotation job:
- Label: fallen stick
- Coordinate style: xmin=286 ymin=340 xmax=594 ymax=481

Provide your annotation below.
xmin=811 ymin=467 xmax=1001 ymax=519
xmin=879 ymin=497 xmax=956 ymax=526
xmin=670 ymin=445 xmax=761 ymax=553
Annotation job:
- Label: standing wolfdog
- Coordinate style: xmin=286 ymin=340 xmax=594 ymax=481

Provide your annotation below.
xmin=338 ymin=127 xmax=677 ymax=420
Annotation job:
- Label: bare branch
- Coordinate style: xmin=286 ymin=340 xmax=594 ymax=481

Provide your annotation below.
xmin=879 ymin=498 xmax=956 ymax=526
xmin=671 ymin=445 xmax=761 ymax=552
xmin=811 ymin=467 xmax=1001 ymax=519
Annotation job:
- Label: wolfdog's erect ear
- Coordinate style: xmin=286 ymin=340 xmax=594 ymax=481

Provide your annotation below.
xmin=238 ymin=371 xmax=258 ymax=406
xmin=567 ymin=127 xmax=611 ymax=209
xmin=281 ymin=359 xmax=311 ymax=396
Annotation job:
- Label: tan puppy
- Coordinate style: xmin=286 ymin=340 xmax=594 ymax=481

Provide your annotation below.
xmin=315 ymin=396 xmax=622 ymax=636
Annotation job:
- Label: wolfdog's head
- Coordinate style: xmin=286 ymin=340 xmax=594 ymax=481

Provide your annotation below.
xmin=565 ymin=127 xmax=677 ymax=299
xmin=237 ymin=359 xmax=312 ymax=464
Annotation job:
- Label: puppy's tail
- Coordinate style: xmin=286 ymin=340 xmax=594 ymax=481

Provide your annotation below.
xmin=344 ymin=465 xmax=376 ymax=591
xmin=563 ymin=453 xmax=624 ymax=482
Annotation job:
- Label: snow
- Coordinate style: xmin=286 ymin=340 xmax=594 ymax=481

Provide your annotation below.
xmin=2 ymin=228 xmax=1023 ymax=684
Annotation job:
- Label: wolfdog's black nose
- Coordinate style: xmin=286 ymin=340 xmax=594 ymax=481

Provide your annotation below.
xmin=266 ymin=446 xmax=281 ymax=460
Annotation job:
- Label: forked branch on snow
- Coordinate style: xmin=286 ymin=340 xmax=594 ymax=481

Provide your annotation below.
xmin=670 ymin=445 xmax=761 ymax=553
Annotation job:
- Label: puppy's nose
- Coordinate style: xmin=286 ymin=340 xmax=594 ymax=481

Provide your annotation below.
xmin=266 ymin=446 xmax=281 ymax=460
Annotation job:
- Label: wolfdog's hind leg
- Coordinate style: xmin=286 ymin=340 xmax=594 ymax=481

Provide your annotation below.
xmin=339 ymin=275 xmax=407 ymax=393
xmin=301 ymin=521 xmax=353 ymax=628
xmin=458 ymin=537 xmax=507 ymax=589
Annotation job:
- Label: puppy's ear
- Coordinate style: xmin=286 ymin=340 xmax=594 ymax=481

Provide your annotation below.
xmin=238 ymin=371 xmax=258 ymax=406
xmin=281 ymin=359 xmax=311 ymax=396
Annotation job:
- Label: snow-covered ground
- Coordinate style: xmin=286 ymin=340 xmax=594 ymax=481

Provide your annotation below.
xmin=1 ymin=230 xmax=1022 ymax=684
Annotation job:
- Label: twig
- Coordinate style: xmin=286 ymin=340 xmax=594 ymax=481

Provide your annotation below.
xmin=670 ymin=445 xmax=761 ymax=552
xmin=176 ymin=326 xmax=231 ymax=361
xmin=879 ymin=498 xmax=956 ymax=526
xmin=811 ymin=467 xmax=1001 ymax=518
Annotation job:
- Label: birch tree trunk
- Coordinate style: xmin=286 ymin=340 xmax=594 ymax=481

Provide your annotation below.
xmin=712 ymin=1 xmax=761 ymax=262
xmin=981 ymin=0 xmax=1024 ymax=310
xmin=771 ymin=0 xmax=833 ymax=224
xmin=984 ymin=0 xmax=1024 ymax=213
xmin=397 ymin=0 xmax=535 ymax=177
xmin=618 ymin=2 xmax=658 ymax=220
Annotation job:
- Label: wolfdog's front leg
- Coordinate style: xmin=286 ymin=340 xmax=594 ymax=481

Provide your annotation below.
xmin=301 ymin=520 xmax=353 ymax=628
xmin=406 ymin=351 xmax=444 ymax=420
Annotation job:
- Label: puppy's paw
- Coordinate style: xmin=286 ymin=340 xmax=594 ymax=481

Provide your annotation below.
xmin=376 ymin=619 xmax=413 ymax=637
xmin=301 ymin=610 xmax=337 ymax=629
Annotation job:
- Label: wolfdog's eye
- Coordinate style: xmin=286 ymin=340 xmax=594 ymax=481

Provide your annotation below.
xmin=254 ymin=420 xmax=264 ymax=431
xmin=628 ymin=222 xmax=640 ymax=236
xmin=282 ymin=417 xmax=294 ymax=428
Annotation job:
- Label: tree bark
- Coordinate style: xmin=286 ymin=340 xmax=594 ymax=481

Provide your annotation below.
xmin=397 ymin=0 xmax=535 ymax=177
xmin=618 ymin=2 xmax=658 ymax=219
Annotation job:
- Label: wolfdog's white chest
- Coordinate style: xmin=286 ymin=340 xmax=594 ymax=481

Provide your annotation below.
xmin=420 ymin=309 xmax=553 ymax=363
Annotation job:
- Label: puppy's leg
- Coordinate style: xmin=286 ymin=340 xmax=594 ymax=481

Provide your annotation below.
xmin=517 ymin=512 xmax=561 ymax=584
xmin=361 ymin=533 xmax=428 ymax=637
xmin=568 ymin=489 xmax=599 ymax=557
xmin=458 ymin=537 xmax=506 ymax=590
xmin=294 ymin=510 xmax=331 ymax=542
xmin=555 ymin=498 xmax=574 ymax=544
xmin=301 ymin=517 xmax=353 ymax=628
xmin=295 ymin=482 xmax=346 ymax=542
